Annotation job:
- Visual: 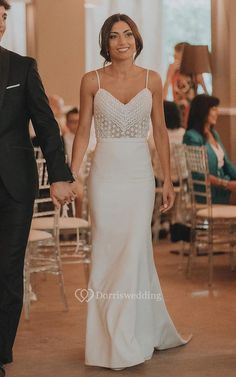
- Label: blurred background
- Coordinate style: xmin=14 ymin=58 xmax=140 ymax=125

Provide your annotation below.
xmin=2 ymin=2 xmax=236 ymax=376
xmin=2 ymin=0 xmax=235 ymax=164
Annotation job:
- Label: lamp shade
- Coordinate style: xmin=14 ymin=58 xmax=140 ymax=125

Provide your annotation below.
xmin=180 ymin=45 xmax=211 ymax=75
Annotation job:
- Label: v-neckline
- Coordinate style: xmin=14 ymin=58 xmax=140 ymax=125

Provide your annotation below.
xmin=95 ymin=87 xmax=151 ymax=106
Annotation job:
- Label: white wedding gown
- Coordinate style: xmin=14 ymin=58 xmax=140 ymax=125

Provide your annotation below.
xmin=85 ymin=70 xmax=191 ymax=369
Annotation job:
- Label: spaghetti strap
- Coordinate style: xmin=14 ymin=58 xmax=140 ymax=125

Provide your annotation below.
xmin=95 ymin=70 xmax=101 ymax=90
xmin=145 ymin=69 xmax=149 ymax=89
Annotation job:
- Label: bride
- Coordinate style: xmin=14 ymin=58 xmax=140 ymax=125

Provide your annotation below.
xmin=71 ymin=13 xmax=192 ymax=370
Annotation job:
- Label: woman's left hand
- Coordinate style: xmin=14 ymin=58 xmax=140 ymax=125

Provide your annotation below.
xmin=160 ymin=179 xmax=175 ymax=213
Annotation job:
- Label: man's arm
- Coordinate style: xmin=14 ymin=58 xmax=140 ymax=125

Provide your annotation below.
xmin=26 ymin=58 xmax=73 ymax=183
xmin=26 ymin=58 xmax=76 ymax=205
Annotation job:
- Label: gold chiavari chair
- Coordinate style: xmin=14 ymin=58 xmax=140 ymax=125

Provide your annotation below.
xmin=24 ymin=159 xmax=68 ymax=320
xmin=185 ymin=145 xmax=236 ymax=286
xmin=32 ymin=153 xmax=91 ymax=280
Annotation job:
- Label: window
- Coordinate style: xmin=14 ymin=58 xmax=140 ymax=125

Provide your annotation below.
xmin=162 ymin=0 xmax=211 ymax=95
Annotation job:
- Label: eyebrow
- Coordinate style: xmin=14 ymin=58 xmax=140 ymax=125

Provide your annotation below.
xmin=109 ymin=29 xmax=131 ymax=34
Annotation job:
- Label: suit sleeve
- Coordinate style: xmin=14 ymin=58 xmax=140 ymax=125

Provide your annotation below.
xmin=26 ymin=58 xmax=73 ymax=183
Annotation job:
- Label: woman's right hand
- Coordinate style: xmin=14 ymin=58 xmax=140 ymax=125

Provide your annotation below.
xmin=160 ymin=179 xmax=176 ymax=213
xmin=210 ymin=175 xmax=236 ymax=191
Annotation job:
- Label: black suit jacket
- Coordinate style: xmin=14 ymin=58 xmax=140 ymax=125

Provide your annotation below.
xmin=0 ymin=47 xmax=73 ymax=202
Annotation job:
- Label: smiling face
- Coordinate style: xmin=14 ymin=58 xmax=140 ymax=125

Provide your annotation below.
xmin=0 ymin=6 xmax=7 ymax=41
xmin=108 ymin=21 xmax=136 ymax=62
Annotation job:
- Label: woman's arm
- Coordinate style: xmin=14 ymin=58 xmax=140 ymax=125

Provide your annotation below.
xmin=163 ymin=64 xmax=174 ymax=99
xmin=212 ymin=130 xmax=236 ymax=179
xmin=150 ymin=71 xmax=175 ymax=212
xmin=210 ymin=175 xmax=236 ymax=191
xmin=195 ymin=74 xmax=208 ymax=94
xmin=71 ymin=72 xmax=94 ymax=179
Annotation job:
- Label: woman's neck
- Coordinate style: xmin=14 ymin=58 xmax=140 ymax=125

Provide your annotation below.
xmin=204 ymin=125 xmax=217 ymax=145
xmin=108 ymin=59 xmax=137 ymax=78
xmin=204 ymin=123 xmax=212 ymax=135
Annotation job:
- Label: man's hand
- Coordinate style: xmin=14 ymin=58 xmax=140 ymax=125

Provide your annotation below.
xmin=50 ymin=182 xmax=78 ymax=208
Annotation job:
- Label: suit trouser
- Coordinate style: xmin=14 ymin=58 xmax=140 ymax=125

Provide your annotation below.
xmin=0 ymin=177 xmax=34 ymax=364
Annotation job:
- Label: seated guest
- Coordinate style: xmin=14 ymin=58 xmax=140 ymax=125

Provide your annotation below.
xmin=31 ymin=94 xmax=67 ymax=146
xmin=63 ymin=107 xmax=80 ymax=165
xmin=63 ymin=107 xmax=83 ymax=216
xmin=164 ymin=100 xmax=185 ymax=144
xmin=48 ymin=94 xmax=68 ymax=134
xmin=183 ymin=94 xmax=236 ymax=204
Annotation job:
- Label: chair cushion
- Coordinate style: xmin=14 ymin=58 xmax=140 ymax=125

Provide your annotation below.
xmin=32 ymin=217 xmax=89 ymax=230
xmin=28 ymin=230 xmax=52 ymax=242
xmin=197 ymin=205 xmax=236 ymax=219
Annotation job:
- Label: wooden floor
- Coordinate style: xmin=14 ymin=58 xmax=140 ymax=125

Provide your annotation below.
xmin=5 ymin=240 xmax=236 ymax=377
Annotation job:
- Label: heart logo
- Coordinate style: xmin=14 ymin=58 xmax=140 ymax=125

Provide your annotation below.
xmin=75 ymin=288 xmax=94 ymax=303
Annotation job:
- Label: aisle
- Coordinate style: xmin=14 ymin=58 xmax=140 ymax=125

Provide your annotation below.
xmin=6 ymin=241 xmax=236 ymax=377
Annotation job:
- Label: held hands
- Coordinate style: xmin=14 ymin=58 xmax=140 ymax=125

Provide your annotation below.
xmin=160 ymin=179 xmax=176 ymax=214
xmin=50 ymin=181 xmax=79 ymax=208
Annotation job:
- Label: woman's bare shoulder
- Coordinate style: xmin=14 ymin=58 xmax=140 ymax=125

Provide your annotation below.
xmin=81 ymin=70 xmax=100 ymax=94
xmin=148 ymin=69 xmax=162 ymax=82
xmin=135 ymin=66 xmax=161 ymax=83
xmin=147 ymin=70 xmax=162 ymax=93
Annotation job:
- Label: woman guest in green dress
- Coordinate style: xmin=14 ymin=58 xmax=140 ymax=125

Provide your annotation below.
xmin=183 ymin=94 xmax=236 ymax=204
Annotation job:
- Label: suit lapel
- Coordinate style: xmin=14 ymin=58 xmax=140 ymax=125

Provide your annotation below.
xmin=0 ymin=46 xmax=10 ymax=110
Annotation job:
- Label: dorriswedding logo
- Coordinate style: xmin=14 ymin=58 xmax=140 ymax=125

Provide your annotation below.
xmin=74 ymin=288 xmax=162 ymax=303
xmin=75 ymin=288 xmax=94 ymax=302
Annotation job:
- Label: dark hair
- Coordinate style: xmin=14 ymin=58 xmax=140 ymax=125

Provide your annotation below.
xmin=163 ymin=101 xmax=181 ymax=130
xmin=187 ymin=94 xmax=220 ymax=137
xmin=66 ymin=107 xmax=79 ymax=122
xmin=99 ymin=13 xmax=143 ymax=65
xmin=174 ymin=42 xmax=190 ymax=52
xmin=0 ymin=0 xmax=10 ymax=10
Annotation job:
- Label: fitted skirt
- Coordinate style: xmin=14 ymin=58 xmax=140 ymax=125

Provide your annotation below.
xmin=85 ymin=138 xmax=190 ymax=369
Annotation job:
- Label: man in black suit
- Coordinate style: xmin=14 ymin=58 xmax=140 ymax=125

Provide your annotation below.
xmin=0 ymin=2 xmax=77 ymax=375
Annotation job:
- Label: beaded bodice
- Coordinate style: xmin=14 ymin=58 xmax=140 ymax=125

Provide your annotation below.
xmin=93 ymin=70 xmax=152 ymax=139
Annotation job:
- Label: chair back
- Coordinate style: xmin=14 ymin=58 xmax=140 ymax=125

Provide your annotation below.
xmin=185 ymin=146 xmax=213 ymax=245
xmin=185 ymin=145 xmax=211 ymax=208
xmin=34 ymin=158 xmax=60 ymax=239
xmin=173 ymin=144 xmax=191 ymax=223
xmin=173 ymin=144 xmax=188 ymax=184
